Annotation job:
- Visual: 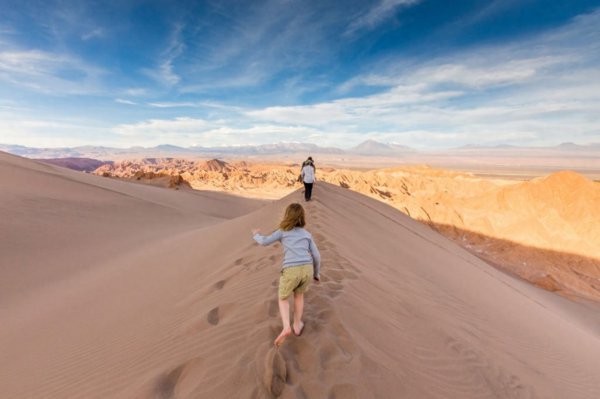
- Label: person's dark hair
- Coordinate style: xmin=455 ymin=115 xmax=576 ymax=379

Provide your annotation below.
xmin=279 ymin=203 xmax=306 ymax=231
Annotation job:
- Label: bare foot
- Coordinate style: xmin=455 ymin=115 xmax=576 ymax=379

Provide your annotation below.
xmin=293 ymin=321 xmax=304 ymax=336
xmin=274 ymin=327 xmax=292 ymax=346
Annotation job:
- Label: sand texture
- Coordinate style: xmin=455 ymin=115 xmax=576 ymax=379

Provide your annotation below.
xmin=97 ymin=159 xmax=600 ymax=301
xmin=2 ymin=151 xmax=600 ymax=398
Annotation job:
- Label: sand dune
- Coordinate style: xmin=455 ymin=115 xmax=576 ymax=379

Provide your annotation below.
xmin=96 ymin=159 xmax=600 ymax=301
xmin=0 ymin=152 xmax=264 ymax=305
xmin=2 ymin=151 xmax=600 ymax=398
xmin=36 ymin=157 xmax=112 ymax=172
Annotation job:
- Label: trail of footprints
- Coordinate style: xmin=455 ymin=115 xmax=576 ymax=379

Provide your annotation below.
xmin=144 ymin=198 xmax=539 ymax=399
xmin=161 ymin=200 xmax=364 ymax=398
xmin=256 ymin=207 xmax=363 ymax=398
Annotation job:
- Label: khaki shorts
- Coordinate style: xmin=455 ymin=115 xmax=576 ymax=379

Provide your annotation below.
xmin=278 ymin=264 xmax=313 ymax=300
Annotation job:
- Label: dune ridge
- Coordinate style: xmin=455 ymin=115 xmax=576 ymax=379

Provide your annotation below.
xmin=96 ymin=158 xmax=600 ymax=301
xmin=2 ymin=151 xmax=600 ymax=398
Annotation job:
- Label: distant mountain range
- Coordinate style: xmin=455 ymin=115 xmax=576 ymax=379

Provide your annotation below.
xmin=1 ymin=140 xmax=598 ymax=160
xmin=0 ymin=141 xmax=406 ymax=159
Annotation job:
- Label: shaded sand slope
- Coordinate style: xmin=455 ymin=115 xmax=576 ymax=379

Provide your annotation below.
xmin=1 ymin=154 xmax=600 ymax=398
xmin=0 ymin=151 xmax=264 ymax=304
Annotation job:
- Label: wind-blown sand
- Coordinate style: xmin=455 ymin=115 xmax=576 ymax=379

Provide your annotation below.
xmin=97 ymin=159 xmax=600 ymax=301
xmin=2 ymin=151 xmax=600 ymax=398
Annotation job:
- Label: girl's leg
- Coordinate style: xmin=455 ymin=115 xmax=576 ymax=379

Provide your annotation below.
xmin=275 ymin=297 xmax=292 ymax=346
xmin=293 ymin=292 xmax=304 ymax=335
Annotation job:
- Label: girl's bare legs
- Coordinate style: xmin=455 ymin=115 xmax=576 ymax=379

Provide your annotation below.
xmin=293 ymin=293 xmax=304 ymax=335
xmin=274 ymin=298 xmax=292 ymax=346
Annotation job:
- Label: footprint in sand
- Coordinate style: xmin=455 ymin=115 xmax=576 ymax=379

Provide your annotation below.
xmin=207 ymin=307 xmax=220 ymax=325
xmin=326 ymin=289 xmax=342 ymax=299
xmin=316 ymin=309 xmax=334 ymax=322
xmin=324 ymin=269 xmax=345 ymax=283
xmin=154 ymin=357 xmax=205 ymax=399
xmin=155 ymin=364 xmax=184 ymax=398
xmin=214 ymin=279 xmax=226 ymax=290
xmin=328 ymin=383 xmax=359 ymax=399
xmin=318 ymin=339 xmax=338 ymax=369
xmin=293 ymin=386 xmax=309 ymax=399
xmin=337 ymin=259 xmax=361 ymax=274
xmin=326 ymin=282 xmax=343 ymax=291
xmin=342 ymin=270 xmax=359 ymax=280
xmin=267 ymin=299 xmax=279 ymax=317
xmin=234 ymin=257 xmax=244 ymax=266
xmin=253 ymin=260 xmax=272 ymax=272
xmin=310 ymin=295 xmax=333 ymax=310
xmin=264 ymin=347 xmax=287 ymax=397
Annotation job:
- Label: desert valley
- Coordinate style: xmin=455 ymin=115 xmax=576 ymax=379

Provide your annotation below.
xmin=2 ymin=148 xmax=600 ymax=398
xmin=91 ymin=155 xmax=600 ymax=302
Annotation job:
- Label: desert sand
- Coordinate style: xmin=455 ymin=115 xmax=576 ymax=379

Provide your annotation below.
xmin=96 ymin=159 xmax=600 ymax=302
xmin=2 ymin=150 xmax=600 ymax=398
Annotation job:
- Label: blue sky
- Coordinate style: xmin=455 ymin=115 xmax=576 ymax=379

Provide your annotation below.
xmin=0 ymin=0 xmax=599 ymax=148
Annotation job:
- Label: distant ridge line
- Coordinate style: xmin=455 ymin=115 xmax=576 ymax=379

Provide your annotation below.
xmin=2 ymin=140 xmax=599 ymax=160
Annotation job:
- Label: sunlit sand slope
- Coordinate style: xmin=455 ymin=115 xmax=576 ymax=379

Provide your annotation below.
xmin=1 ymin=152 xmax=599 ymax=398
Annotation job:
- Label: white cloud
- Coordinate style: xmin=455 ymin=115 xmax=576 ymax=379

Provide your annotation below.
xmin=109 ymin=116 xmax=331 ymax=147
xmin=247 ymin=84 xmax=463 ymax=125
xmin=410 ymin=57 xmax=558 ymax=88
xmin=147 ymin=101 xmax=197 ymax=108
xmin=0 ymin=49 xmax=104 ymax=94
xmin=341 ymin=55 xmax=570 ymax=93
xmin=244 ymin=9 xmax=600 ymax=147
xmin=0 ymin=115 xmax=110 ymax=147
xmin=0 ymin=100 xmax=28 ymax=112
xmin=121 ymin=87 xmax=149 ymax=97
xmin=346 ymin=0 xmax=422 ymax=35
xmin=81 ymin=28 xmax=104 ymax=41
xmin=179 ymin=1 xmax=350 ymax=94
xmin=200 ymin=125 xmax=325 ymax=146
xmin=143 ymin=23 xmax=185 ymax=86
xmin=115 ymin=98 xmax=137 ymax=105
xmin=3 ymin=5 xmax=599 ymax=149
xmin=113 ymin=117 xmax=209 ymax=137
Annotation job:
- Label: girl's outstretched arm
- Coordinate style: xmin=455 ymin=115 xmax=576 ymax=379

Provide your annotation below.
xmin=253 ymin=229 xmax=283 ymax=246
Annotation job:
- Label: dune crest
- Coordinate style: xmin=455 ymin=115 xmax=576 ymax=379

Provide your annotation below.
xmin=96 ymin=159 xmax=600 ymax=300
xmin=2 ymin=151 xmax=600 ymax=398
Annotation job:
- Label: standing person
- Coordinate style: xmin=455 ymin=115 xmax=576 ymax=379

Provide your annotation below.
xmin=301 ymin=157 xmax=316 ymax=201
xmin=303 ymin=156 xmax=315 ymax=171
xmin=252 ymin=203 xmax=321 ymax=347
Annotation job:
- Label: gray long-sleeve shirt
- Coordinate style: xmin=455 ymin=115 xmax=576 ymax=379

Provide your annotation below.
xmin=253 ymin=227 xmax=321 ymax=276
